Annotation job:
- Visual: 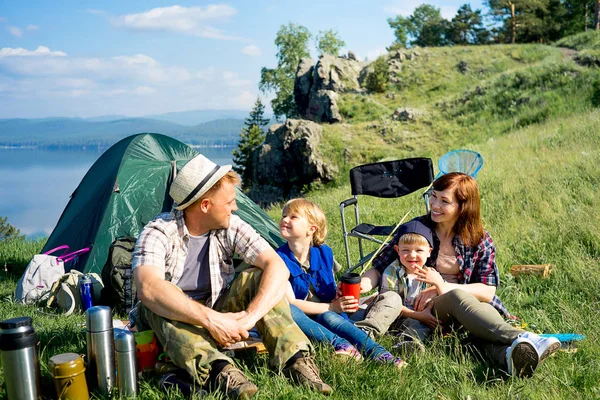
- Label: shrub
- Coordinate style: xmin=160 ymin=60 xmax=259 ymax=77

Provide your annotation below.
xmin=365 ymin=57 xmax=389 ymax=93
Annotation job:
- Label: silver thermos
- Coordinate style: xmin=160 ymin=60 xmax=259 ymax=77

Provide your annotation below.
xmin=115 ymin=330 xmax=138 ymax=398
xmin=86 ymin=306 xmax=115 ymax=395
xmin=0 ymin=317 xmax=41 ymax=400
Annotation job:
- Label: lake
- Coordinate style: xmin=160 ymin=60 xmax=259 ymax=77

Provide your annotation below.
xmin=0 ymin=147 xmax=234 ymax=239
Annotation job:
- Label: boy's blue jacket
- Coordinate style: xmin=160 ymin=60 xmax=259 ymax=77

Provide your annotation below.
xmin=276 ymin=243 xmax=337 ymax=303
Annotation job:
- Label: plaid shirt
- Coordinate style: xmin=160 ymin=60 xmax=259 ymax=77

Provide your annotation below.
xmin=373 ymin=216 xmax=513 ymax=319
xmin=132 ymin=210 xmax=270 ymax=308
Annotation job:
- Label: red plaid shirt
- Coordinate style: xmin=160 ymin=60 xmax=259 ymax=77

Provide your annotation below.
xmin=373 ymin=216 xmax=513 ymax=319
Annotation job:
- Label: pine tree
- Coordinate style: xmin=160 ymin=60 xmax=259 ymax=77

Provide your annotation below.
xmin=244 ymin=98 xmax=270 ymax=131
xmin=232 ymin=125 xmax=266 ymax=189
xmin=233 ymin=98 xmax=270 ymax=189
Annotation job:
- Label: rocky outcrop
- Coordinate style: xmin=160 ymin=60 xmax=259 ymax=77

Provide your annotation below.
xmin=248 ymin=119 xmax=337 ymax=205
xmin=295 ymin=54 xmax=363 ymax=123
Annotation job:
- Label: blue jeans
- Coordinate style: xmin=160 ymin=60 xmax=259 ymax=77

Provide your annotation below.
xmin=290 ymin=305 xmax=389 ymax=360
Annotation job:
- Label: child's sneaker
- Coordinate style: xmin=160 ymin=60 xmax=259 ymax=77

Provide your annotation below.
xmin=520 ymin=332 xmax=561 ymax=362
xmin=506 ymin=336 xmax=538 ymax=377
xmin=373 ymin=352 xmax=408 ymax=370
xmin=334 ymin=344 xmax=362 ymax=361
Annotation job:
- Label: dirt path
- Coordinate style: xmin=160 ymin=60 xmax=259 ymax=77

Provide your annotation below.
xmin=558 ymin=47 xmax=579 ymax=60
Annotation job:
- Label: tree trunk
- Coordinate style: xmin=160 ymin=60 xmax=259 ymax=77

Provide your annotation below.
xmin=510 ymin=2 xmax=516 ymax=44
xmin=595 ymin=0 xmax=600 ymax=30
xmin=585 ymin=4 xmax=589 ymax=32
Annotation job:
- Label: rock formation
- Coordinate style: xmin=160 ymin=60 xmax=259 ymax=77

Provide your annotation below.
xmin=248 ymin=119 xmax=337 ymax=205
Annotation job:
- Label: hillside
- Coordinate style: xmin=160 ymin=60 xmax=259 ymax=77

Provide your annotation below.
xmin=312 ymin=43 xmax=598 ymax=176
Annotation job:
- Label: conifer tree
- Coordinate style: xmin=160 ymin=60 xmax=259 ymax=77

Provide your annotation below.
xmin=233 ymin=98 xmax=270 ymax=189
xmin=0 ymin=216 xmax=23 ymax=241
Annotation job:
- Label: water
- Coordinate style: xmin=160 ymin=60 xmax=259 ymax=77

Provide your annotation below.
xmin=0 ymin=147 xmax=233 ymax=239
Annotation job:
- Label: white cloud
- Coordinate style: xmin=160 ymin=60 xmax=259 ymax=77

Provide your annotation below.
xmin=8 ymin=26 xmax=22 ymax=37
xmin=366 ymin=48 xmax=387 ymax=61
xmin=26 ymin=24 xmax=39 ymax=31
xmin=0 ymin=46 xmax=67 ymax=57
xmin=232 ymin=90 xmax=257 ymax=108
xmin=197 ymin=67 xmax=251 ymax=88
xmin=134 ymin=86 xmax=156 ymax=95
xmin=241 ymin=45 xmax=262 ymax=57
xmin=110 ymin=5 xmax=244 ymax=40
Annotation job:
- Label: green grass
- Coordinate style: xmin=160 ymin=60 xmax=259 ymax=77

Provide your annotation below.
xmin=555 ymin=31 xmax=600 ymax=50
xmin=2 ymin=39 xmax=600 ymax=399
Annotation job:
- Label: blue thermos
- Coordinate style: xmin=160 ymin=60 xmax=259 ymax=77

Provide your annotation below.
xmin=79 ymin=274 xmax=94 ymax=311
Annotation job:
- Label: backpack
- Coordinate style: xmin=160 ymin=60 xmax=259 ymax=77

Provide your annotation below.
xmin=45 ymin=270 xmax=104 ymax=315
xmin=100 ymin=236 xmax=138 ymax=315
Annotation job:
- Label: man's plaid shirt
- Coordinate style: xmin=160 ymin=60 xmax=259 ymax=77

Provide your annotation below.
xmin=132 ymin=209 xmax=270 ymax=308
xmin=373 ymin=216 xmax=513 ymax=319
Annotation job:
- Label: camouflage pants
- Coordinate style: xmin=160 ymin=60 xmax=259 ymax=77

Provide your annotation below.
xmin=137 ymin=267 xmax=313 ymax=385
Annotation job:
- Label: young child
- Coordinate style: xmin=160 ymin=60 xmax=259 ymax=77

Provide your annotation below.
xmin=377 ymin=220 xmax=441 ymax=355
xmin=349 ymin=220 xmax=442 ymax=356
xmin=276 ymin=198 xmax=406 ymax=369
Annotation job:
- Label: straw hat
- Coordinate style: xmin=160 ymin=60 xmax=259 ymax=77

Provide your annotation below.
xmin=169 ymin=154 xmax=232 ymax=210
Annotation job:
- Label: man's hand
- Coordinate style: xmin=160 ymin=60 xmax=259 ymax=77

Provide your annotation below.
xmin=412 ymin=303 xmax=440 ymax=329
xmin=205 ymin=310 xmax=249 ymax=347
xmin=413 ymin=287 xmax=439 ymax=311
xmin=330 ymin=296 xmax=359 ymax=313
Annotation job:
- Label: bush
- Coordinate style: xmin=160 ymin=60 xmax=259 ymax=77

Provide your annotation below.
xmin=365 ymin=57 xmax=389 ymax=93
xmin=591 ymin=80 xmax=600 ymax=107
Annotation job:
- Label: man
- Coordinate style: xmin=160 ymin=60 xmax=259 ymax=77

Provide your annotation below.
xmin=132 ymin=154 xmax=332 ymax=398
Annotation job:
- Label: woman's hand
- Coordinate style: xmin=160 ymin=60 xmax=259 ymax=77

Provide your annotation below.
xmin=412 ymin=303 xmax=440 ymax=329
xmin=330 ymin=296 xmax=359 ymax=313
xmin=413 ymin=287 xmax=438 ymax=311
xmin=414 ymin=266 xmax=444 ymax=287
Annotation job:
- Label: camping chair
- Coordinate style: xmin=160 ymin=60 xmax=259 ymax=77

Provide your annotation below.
xmin=436 ymin=149 xmax=484 ymax=179
xmin=340 ymin=157 xmax=434 ymax=271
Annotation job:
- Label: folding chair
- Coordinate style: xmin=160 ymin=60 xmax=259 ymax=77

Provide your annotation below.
xmin=339 ymin=157 xmax=434 ymax=271
xmin=436 ymin=149 xmax=484 ymax=179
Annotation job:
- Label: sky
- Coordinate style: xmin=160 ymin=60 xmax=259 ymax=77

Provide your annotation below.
xmin=0 ymin=0 xmax=485 ymax=119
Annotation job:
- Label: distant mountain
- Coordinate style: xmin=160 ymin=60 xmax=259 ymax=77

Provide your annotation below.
xmin=147 ymin=109 xmax=252 ymax=126
xmin=85 ymin=115 xmax=128 ymax=122
xmin=0 ymin=117 xmax=245 ymax=148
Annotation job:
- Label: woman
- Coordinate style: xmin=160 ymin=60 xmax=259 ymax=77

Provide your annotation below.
xmin=360 ymin=172 xmax=560 ymax=377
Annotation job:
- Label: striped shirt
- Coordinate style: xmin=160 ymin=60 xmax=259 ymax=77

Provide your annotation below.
xmin=132 ymin=209 xmax=270 ymax=308
xmin=373 ymin=216 xmax=513 ymax=319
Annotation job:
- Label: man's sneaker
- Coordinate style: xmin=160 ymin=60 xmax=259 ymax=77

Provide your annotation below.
xmin=211 ymin=364 xmax=258 ymax=399
xmin=334 ymin=344 xmax=363 ymax=361
xmin=282 ymin=356 xmax=333 ymax=395
xmin=392 ymin=339 xmax=426 ymax=358
xmin=520 ymin=332 xmax=561 ymax=362
xmin=373 ymin=352 xmax=408 ymax=370
xmin=506 ymin=336 xmax=539 ymax=378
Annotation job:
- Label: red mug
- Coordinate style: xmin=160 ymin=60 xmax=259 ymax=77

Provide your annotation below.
xmin=340 ymin=272 xmax=361 ymax=310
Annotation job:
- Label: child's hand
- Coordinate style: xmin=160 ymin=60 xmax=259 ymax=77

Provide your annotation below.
xmin=330 ymin=296 xmax=359 ymax=313
xmin=414 ymin=303 xmax=440 ymax=329
xmin=414 ymin=266 xmax=444 ymax=287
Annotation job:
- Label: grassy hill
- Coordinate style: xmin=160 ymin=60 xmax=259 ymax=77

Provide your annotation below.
xmin=1 ymin=38 xmax=600 ymax=399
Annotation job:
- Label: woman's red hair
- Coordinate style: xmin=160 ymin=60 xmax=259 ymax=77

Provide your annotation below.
xmin=432 ymin=172 xmax=484 ymax=247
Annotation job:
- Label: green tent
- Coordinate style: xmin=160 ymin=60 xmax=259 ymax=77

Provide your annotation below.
xmin=42 ymin=133 xmax=284 ymax=274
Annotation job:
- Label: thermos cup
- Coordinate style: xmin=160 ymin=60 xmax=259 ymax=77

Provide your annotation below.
xmin=48 ymin=353 xmax=89 ymax=400
xmin=79 ymin=274 xmax=94 ymax=311
xmin=0 ymin=317 xmax=41 ymax=400
xmin=115 ymin=330 xmax=138 ymax=398
xmin=340 ymin=272 xmax=361 ymax=311
xmin=86 ymin=306 xmax=115 ymax=395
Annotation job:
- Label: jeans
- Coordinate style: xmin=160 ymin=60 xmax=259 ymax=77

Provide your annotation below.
xmin=290 ymin=304 xmax=389 ymax=360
